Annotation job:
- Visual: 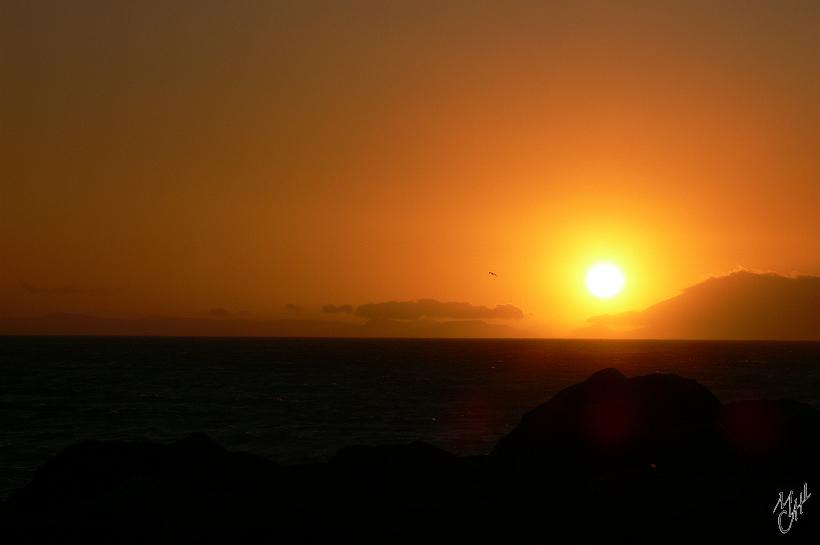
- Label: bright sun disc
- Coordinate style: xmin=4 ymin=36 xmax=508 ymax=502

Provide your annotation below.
xmin=586 ymin=263 xmax=624 ymax=298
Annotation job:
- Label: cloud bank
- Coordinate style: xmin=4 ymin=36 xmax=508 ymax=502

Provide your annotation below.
xmin=355 ymin=299 xmax=524 ymax=321
xmin=323 ymin=304 xmax=354 ymax=314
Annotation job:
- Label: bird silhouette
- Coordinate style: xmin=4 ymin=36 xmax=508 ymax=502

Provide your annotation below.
xmin=489 ymin=271 xmax=497 ymax=276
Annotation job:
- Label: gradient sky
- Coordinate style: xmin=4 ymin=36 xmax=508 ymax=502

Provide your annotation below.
xmin=2 ymin=1 xmax=819 ymax=336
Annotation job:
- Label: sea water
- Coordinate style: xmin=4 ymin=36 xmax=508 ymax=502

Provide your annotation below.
xmin=2 ymin=336 xmax=819 ymax=498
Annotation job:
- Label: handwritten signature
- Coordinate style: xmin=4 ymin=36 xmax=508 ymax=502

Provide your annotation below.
xmin=772 ymin=482 xmax=811 ymax=534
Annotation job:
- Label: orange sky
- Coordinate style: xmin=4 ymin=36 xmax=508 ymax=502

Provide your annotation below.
xmin=2 ymin=1 xmax=819 ymax=336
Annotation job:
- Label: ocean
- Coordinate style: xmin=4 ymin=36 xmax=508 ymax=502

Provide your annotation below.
xmin=2 ymin=336 xmax=819 ymax=498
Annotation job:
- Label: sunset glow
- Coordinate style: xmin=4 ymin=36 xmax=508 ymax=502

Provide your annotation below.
xmin=1 ymin=2 xmax=819 ymax=338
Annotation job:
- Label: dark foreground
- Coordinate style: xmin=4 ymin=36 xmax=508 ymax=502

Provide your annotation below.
xmin=2 ymin=368 xmax=818 ymax=541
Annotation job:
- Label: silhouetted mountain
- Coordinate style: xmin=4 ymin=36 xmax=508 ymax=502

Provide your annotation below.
xmin=578 ymin=270 xmax=820 ymax=340
xmin=2 ymin=369 xmax=818 ymax=541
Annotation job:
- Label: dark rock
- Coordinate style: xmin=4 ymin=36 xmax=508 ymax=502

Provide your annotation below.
xmin=720 ymin=398 xmax=820 ymax=472
xmin=2 ymin=433 xmax=284 ymax=543
xmin=9 ymin=433 xmax=280 ymax=510
xmin=331 ymin=441 xmax=471 ymax=491
xmin=492 ymin=368 xmax=721 ymax=472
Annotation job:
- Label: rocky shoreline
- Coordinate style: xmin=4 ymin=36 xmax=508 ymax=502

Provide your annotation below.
xmin=2 ymin=368 xmax=819 ymax=541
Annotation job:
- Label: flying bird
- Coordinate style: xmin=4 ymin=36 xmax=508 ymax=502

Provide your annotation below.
xmin=489 ymin=271 xmax=497 ymax=276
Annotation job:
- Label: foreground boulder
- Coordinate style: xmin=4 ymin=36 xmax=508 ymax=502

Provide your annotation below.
xmin=491 ymin=368 xmax=722 ymax=471
xmin=2 ymin=434 xmax=285 ymax=543
xmin=720 ymin=398 xmax=820 ymax=471
xmin=331 ymin=441 xmax=474 ymax=490
xmin=489 ymin=369 xmax=820 ymax=537
xmin=9 ymin=433 xmax=281 ymax=510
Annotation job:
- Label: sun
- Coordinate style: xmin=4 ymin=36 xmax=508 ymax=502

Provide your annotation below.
xmin=586 ymin=262 xmax=625 ymax=299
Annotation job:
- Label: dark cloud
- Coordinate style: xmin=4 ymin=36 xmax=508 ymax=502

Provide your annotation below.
xmin=322 ymin=304 xmax=354 ymax=314
xmin=206 ymin=307 xmax=231 ymax=317
xmin=577 ymin=270 xmax=820 ymax=340
xmin=284 ymin=303 xmax=302 ymax=312
xmin=22 ymin=283 xmax=84 ymax=295
xmin=355 ymin=299 xmax=524 ymax=321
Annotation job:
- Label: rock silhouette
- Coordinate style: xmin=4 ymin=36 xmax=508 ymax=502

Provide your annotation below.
xmin=491 ymin=368 xmax=722 ymax=471
xmin=2 ymin=369 xmax=819 ymax=542
xmin=330 ymin=442 xmax=475 ymax=490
